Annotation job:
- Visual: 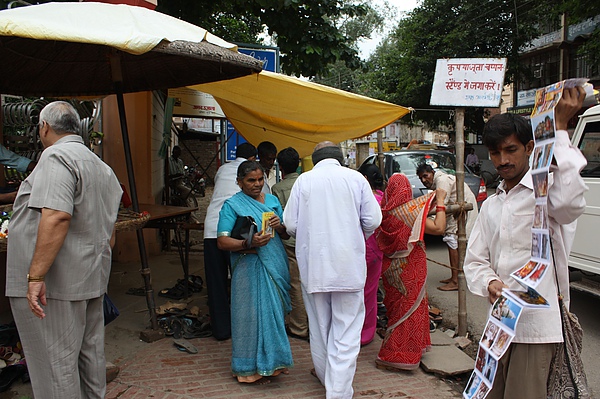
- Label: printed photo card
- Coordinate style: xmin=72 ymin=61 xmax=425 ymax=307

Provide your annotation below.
xmin=531 ymin=229 xmax=550 ymax=262
xmin=531 ymin=142 xmax=554 ymax=171
xmin=532 ymin=82 xmax=563 ymax=117
xmin=531 ymin=170 xmax=549 ymax=198
xmin=490 ymin=295 xmax=523 ymax=333
xmin=474 ymin=346 xmax=498 ymax=387
xmin=532 ymin=110 xmax=556 ymax=143
xmin=480 ymin=319 xmax=516 ymax=361
xmin=504 ymin=286 xmax=550 ymax=308
xmin=511 ymin=260 xmax=550 ymax=289
xmin=532 ymin=78 xmax=591 ymax=119
xmin=532 ymin=203 xmax=548 ymax=229
xmin=463 ymin=372 xmax=490 ymax=399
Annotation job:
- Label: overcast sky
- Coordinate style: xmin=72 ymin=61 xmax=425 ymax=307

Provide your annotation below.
xmin=357 ymin=0 xmax=420 ymax=59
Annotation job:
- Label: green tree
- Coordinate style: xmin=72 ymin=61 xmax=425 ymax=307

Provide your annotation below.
xmin=156 ymin=0 xmax=379 ymax=77
xmin=311 ymin=2 xmax=391 ymax=91
xmin=361 ymin=0 xmax=558 ymax=131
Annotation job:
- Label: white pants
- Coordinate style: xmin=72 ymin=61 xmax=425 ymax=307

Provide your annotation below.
xmin=302 ymin=288 xmax=365 ymax=399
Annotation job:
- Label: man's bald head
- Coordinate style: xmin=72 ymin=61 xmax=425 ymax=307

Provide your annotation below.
xmin=312 ymin=141 xmax=344 ymax=165
xmin=314 ymin=141 xmax=337 ymax=152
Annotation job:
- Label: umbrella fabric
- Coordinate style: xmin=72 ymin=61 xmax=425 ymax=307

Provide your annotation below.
xmin=191 ymin=71 xmax=410 ymax=157
xmin=0 ymin=2 xmax=234 ymax=54
xmin=0 ymin=2 xmax=262 ymax=97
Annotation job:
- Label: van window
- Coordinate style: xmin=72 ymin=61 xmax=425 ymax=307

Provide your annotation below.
xmin=578 ymin=121 xmax=600 ymax=177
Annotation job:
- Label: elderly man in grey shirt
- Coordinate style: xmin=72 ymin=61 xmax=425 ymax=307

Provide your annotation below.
xmin=6 ymin=101 xmax=122 ymax=398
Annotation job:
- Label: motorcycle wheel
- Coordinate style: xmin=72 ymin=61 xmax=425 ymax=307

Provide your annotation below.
xmin=188 ymin=194 xmax=199 ymax=209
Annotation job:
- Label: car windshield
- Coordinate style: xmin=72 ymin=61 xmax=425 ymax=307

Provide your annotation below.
xmin=391 ymin=152 xmax=456 ymax=176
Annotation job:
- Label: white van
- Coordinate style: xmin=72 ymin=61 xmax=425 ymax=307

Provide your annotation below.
xmin=569 ymin=104 xmax=600 ymax=281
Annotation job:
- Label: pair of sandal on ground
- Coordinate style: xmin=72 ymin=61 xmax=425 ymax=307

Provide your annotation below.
xmin=158 ymin=310 xmax=212 ymax=340
xmin=156 ymin=274 xmax=204 ymax=300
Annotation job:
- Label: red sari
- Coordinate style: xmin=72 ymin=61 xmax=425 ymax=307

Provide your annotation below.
xmin=376 ymin=174 xmax=434 ymax=370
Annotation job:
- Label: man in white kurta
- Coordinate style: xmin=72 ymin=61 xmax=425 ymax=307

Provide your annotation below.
xmin=283 ymin=142 xmax=382 ymax=399
xmin=464 ymin=87 xmax=587 ymax=399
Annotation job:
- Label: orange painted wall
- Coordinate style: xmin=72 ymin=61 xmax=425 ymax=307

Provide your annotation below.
xmin=102 ymin=92 xmax=162 ymax=262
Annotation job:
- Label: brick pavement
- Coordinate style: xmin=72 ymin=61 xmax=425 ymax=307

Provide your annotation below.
xmin=106 ymin=331 xmax=462 ymax=399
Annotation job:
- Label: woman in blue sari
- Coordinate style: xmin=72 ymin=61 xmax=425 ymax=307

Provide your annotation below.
xmin=217 ymin=160 xmax=293 ymax=385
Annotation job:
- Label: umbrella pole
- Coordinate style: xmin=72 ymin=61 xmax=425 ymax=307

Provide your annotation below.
xmin=115 ymin=88 xmax=159 ymax=331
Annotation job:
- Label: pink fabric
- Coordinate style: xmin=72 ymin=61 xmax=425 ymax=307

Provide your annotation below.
xmin=361 ymin=189 xmax=383 ymax=345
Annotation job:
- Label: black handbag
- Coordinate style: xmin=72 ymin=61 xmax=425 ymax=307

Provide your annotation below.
xmin=231 ymin=215 xmax=257 ymax=246
xmin=103 ymin=294 xmax=120 ymax=326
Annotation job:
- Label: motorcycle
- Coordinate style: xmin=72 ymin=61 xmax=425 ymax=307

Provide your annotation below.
xmin=169 ymin=165 xmax=206 ymax=209
xmin=185 ymin=165 xmax=206 ymax=197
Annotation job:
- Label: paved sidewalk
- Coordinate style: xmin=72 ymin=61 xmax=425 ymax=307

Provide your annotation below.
xmin=106 ymin=331 xmax=461 ymax=399
xmin=102 ymin=253 xmax=462 ymax=399
xmin=5 ymin=251 xmax=465 ymax=398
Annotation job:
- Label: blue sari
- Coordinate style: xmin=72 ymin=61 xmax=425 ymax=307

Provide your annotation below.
xmin=218 ymin=191 xmax=293 ymax=377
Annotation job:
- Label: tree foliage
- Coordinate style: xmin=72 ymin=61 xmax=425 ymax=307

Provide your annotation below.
xmin=360 ymin=0 xmax=560 ymax=131
xmin=156 ymin=0 xmax=379 ymax=77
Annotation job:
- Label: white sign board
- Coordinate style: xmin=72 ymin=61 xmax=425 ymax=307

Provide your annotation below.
xmin=517 ymin=88 xmax=538 ymax=107
xmin=168 ymin=87 xmax=225 ymax=118
xmin=430 ymin=58 xmax=507 ymax=107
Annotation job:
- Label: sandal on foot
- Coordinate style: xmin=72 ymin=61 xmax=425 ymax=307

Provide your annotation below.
xmin=246 ymin=377 xmax=270 ymax=385
xmin=437 ymin=282 xmax=458 ymax=291
xmin=309 ymin=368 xmax=323 ymax=386
xmin=375 ymin=359 xmax=414 ymax=372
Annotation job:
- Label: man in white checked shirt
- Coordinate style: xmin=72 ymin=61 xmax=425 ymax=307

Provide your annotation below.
xmin=6 ymin=101 xmax=122 ymax=398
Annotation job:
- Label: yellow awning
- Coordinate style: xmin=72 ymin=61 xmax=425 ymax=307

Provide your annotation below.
xmin=190 ymin=71 xmax=410 ymax=157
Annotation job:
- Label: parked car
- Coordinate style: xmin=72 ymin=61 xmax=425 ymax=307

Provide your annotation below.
xmin=360 ymin=149 xmax=487 ymax=206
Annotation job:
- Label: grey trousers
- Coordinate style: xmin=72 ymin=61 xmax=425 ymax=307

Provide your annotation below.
xmin=10 ymin=296 xmax=106 ymax=399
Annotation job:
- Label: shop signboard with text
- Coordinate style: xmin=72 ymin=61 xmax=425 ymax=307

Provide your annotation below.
xmin=430 ymin=58 xmax=507 ymax=107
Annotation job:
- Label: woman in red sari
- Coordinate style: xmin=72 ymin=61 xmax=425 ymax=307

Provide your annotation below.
xmin=375 ymin=173 xmax=447 ymax=371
